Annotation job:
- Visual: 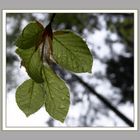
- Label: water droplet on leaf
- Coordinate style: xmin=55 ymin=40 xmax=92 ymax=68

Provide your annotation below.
xmin=60 ymin=85 xmax=64 ymax=89
xmin=58 ymin=54 xmax=61 ymax=58
xmin=51 ymin=95 xmax=54 ymax=98
xmin=60 ymin=104 xmax=65 ymax=109
xmin=49 ymin=80 xmax=53 ymax=84
xmin=66 ymin=94 xmax=69 ymax=97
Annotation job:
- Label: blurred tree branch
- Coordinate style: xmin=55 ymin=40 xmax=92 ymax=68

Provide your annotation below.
xmin=72 ymin=74 xmax=134 ymax=127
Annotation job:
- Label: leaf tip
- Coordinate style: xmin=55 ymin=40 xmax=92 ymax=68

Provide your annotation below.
xmin=88 ymin=69 xmax=92 ymax=73
xmin=59 ymin=117 xmax=65 ymax=123
xmin=25 ymin=112 xmax=31 ymax=117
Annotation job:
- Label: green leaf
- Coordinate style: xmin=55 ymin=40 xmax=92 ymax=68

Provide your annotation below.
xmin=42 ymin=66 xmax=70 ymax=122
xmin=53 ymin=30 xmax=93 ymax=73
xmin=16 ymin=79 xmax=45 ymax=117
xmin=16 ymin=47 xmax=44 ymax=83
xmin=15 ymin=21 xmax=44 ymax=49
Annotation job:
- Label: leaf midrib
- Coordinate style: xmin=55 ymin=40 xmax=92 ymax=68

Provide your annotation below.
xmin=43 ymin=68 xmax=56 ymax=112
xmin=28 ymin=80 xmax=34 ymax=114
xmin=54 ymin=37 xmax=86 ymax=70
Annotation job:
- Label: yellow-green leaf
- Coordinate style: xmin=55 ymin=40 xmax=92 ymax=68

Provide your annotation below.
xmin=53 ymin=30 xmax=93 ymax=73
xmin=43 ymin=66 xmax=70 ymax=122
xmin=16 ymin=47 xmax=44 ymax=83
xmin=16 ymin=79 xmax=45 ymax=117
xmin=15 ymin=21 xmax=44 ymax=49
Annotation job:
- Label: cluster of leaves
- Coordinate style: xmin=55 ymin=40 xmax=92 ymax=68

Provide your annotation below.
xmin=15 ymin=18 xmax=93 ymax=122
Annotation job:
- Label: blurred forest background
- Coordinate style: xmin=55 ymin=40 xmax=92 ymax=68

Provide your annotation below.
xmin=6 ymin=12 xmax=134 ymax=127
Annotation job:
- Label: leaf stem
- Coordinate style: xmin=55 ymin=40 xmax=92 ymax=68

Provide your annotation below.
xmin=41 ymin=13 xmax=56 ymax=64
xmin=41 ymin=41 xmax=45 ymax=62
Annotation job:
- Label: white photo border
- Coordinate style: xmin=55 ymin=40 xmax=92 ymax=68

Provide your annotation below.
xmin=2 ymin=10 xmax=138 ymax=130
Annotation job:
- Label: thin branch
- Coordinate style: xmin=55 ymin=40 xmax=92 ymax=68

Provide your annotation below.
xmin=73 ymin=74 xmax=134 ymax=127
xmin=49 ymin=13 xmax=56 ymax=25
xmin=41 ymin=13 xmax=56 ymax=63
xmin=45 ymin=13 xmax=56 ymax=29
